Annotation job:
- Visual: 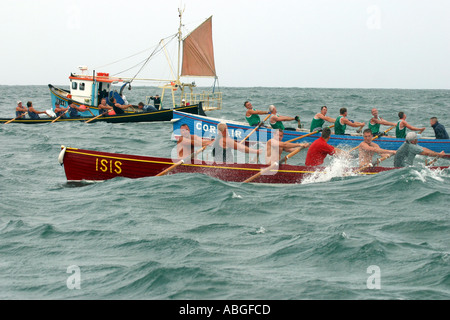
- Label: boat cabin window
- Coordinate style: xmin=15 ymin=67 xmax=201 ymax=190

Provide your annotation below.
xmin=79 ymin=83 xmax=85 ymax=91
xmin=72 ymin=82 xmax=77 ymax=90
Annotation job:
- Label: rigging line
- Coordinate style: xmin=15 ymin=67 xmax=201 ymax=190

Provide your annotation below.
xmin=127 ymin=33 xmax=178 ymax=84
xmin=93 ymin=33 xmax=178 ymax=71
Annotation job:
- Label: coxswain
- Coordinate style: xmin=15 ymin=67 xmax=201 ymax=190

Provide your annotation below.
xmin=244 ymin=101 xmax=270 ymax=126
xmin=358 ymin=129 xmax=396 ymax=167
xmin=395 ymin=112 xmax=425 ymax=139
xmin=429 ymin=117 xmax=449 ymax=140
xmin=310 ymin=106 xmax=335 ymax=132
xmin=334 ymin=107 xmax=365 ymax=135
xmin=266 ymin=129 xmax=309 ymax=165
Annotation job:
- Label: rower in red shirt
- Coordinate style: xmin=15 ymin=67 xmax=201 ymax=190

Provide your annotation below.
xmin=305 ymin=127 xmax=346 ymax=166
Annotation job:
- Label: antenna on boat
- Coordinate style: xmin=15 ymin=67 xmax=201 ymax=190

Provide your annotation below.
xmin=177 ymin=6 xmax=185 ymax=85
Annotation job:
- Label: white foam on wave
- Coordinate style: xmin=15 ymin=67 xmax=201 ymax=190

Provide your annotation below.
xmin=409 ymin=163 xmax=448 ymax=183
xmin=301 ymin=155 xmax=357 ymax=185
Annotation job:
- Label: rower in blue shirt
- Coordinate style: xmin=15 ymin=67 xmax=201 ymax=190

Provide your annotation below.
xmin=430 ymin=117 xmax=449 ymax=139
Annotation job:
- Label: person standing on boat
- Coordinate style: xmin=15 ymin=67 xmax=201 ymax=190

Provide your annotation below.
xmin=358 ymin=129 xmax=396 ymax=167
xmin=305 ymin=127 xmax=346 ymax=166
xmin=54 ymin=101 xmax=69 ymax=118
xmin=212 ymin=123 xmax=262 ymax=164
xmin=176 ymin=124 xmax=212 ymax=162
xmin=430 ymin=117 xmax=449 ymax=139
xmin=395 ymin=112 xmax=425 ymax=139
xmin=15 ymin=101 xmax=27 ymax=117
xmin=244 ymin=101 xmax=270 ymax=127
xmin=310 ymin=106 xmax=335 ymax=132
xmin=266 ymin=129 xmax=309 ymax=165
xmin=27 ymin=101 xmax=50 ymax=120
xmin=368 ymin=108 xmax=396 ymax=136
xmin=98 ymin=98 xmax=113 ymax=115
xmin=268 ymin=105 xmax=300 ymax=131
xmin=393 ymin=132 xmax=444 ymax=167
xmin=334 ymin=108 xmax=365 ymax=135
xmin=149 ymin=95 xmax=162 ymax=110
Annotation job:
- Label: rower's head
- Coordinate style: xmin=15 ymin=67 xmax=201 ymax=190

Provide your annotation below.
xmin=405 ymin=132 xmax=419 ymax=144
xmin=363 ymin=128 xmax=373 ymax=143
xmin=321 ymin=127 xmax=332 ymax=141
xmin=430 ymin=117 xmax=438 ymax=126
xmin=371 ymin=108 xmax=378 ymax=117
xmin=320 ymin=106 xmax=328 ymax=115
xmin=180 ymin=124 xmax=191 ymax=137
xmin=217 ymin=122 xmax=227 ymax=135
xmin=339 ymin=107 xmax=347 ymax=116
xmin=101 ymin=98 xmax=107 ymax=105
xmin=17 ymin=101 xmax=22 ymax=107
xmin=398 ymin=111 xmax=406 ymax=120
xmin=244 ymin=101 xmax=252 ymax=109
xmin=274 ymin=129 xmax=284 ymax=140
xmin=269 ymin=105 xmax=277 ymax=114
xmin=27 ymin=101 xmax=32 ymax=108
xmin=137 ymin=102 xmax=144 ymax=109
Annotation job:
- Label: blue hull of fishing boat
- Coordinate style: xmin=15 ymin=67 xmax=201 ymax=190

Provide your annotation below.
xmin=172 ymin=111 xmax=450 ymax=153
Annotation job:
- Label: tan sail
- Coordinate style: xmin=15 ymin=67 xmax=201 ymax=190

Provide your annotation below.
xmin=181 ymin=16 xmax=216 ymax=77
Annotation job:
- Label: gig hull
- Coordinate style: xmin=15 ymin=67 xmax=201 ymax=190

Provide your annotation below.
xmin=172 ymin=111 xmax=450 ymax=154
xmin=1 ymin=105 xmax=205 ymax=124
xmin=58 ymin=147 xmax=447 ymax=184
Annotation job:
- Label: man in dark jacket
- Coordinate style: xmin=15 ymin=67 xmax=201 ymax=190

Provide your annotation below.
xmin=430 ymin=117 xmax=449 ymax=139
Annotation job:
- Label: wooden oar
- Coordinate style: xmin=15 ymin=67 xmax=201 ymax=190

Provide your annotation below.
xmin=85 ymin=112 xmax=105 ymax=123
xmin=239 ymin=113 xmax=271 ymax=145
xmin=355 ymin=154 xmax=393 ymax=173
xmin=156 ymin=139 xmax=215 ymax=177
xmin=51 ymin=109 xmax=69 ymax=123
xmin=284 ymin=124 xmax=335 ymax=144
xmin=348 ymin=125 xmax=396 ymax=153
xmin=4 ymin=112 xmax=28 ymax=124
xmin=243 ymin=146 xmax=306 ymax=183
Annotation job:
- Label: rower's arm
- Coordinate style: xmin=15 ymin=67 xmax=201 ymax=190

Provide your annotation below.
xmin=404 ymin=121 xmax=425 ymax=132
xmin=343 ymin=118 xmax=365 ymax=127
xmin=318 ymin=114 xmax=336 ymax=123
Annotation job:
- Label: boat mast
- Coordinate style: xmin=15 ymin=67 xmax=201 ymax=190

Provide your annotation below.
xmin=177 ymin=7 xmax=185 ymax=85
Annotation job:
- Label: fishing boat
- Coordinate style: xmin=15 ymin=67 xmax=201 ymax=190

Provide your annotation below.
xmin=58 ymin=146 xmax=448 ymax=184
xmin=46 ymin=8 xmax=221 ymax=119
xmin=171 ymin=111 xmax=450 ymax=154
xmin=0 ymin=104 xmax=205 ymax=124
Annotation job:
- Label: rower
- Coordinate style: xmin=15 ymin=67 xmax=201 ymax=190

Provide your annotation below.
xmin=212 ymin=123 xmax=261 ymax=164
xmin=15 ymin=101 xmax=27 ymax=117
xmin=54 ymin=101 xmax=69 ymax=118
xmin=98 ymin=98 xmax=113 ymax=115
xmin=244 ymin=101 xmax=270 ymax=126
xmin=393 ymin=132 xmax=444 ymax=167
xmin=358 ymin=129 xmax=396 ymax=167
xmin=177 ymin=124 xmax=212 ymax=162
xmin=268 ymin=105 xmax=300 ymax=131
xmin=67 ymin=100 xmax=89 ymax=118
xmin=334 ymin=107 xmax=365 ymax=135
xmin=368 ymin=108 xmax=396 ymax=137
xmin=27 ymin=101 xmax=50 ymax=120
xmin=310 ymin=106 xmax=335 ymax=132
xmin=395 ymin=112 xmax=425 ymax=139
xmin=266 ymin=129 xmax=309 ymax=165
xmin=305 ymin=127 xmax=346 ymax=166
xmin=110 ymin=97 xmax=132 ymax=115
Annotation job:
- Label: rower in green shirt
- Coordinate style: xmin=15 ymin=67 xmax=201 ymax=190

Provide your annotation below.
xmin=368 ymin=108 xmax=396 ymax=136
xmin=310 ymin=106 xmax=335 ymax=132
xmin=395 ymin=111 xmax=425 ymax=139
xmin=334 ymin=107 xmax=365 ymax=135
xmin=244 ymin=101 xmax=270 ymax=126
xmin=268 ymin=105 xmax=300 ymax=131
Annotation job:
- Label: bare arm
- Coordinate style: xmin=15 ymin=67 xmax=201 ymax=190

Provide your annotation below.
xmin=317 ymin=114 xmax=336 ymax=123
xmin=271 ymin=114 xmax=295 ymax=122
xmin=247 ymin=109 xmax=269 ymax=116
xmin=403 ymin=120 xmax=425 ymax=133
xmin=420 ymin=148 xmax=444 ymax=158
xmin=342 ymin=118 xmax=365 ymax=128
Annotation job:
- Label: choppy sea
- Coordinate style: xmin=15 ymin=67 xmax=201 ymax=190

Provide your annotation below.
xmin=0 ymin=85 xmax=449 ymax=301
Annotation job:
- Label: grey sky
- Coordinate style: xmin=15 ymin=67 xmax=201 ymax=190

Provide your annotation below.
xmin=1 ymin=0 xmax=449 ymax=89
